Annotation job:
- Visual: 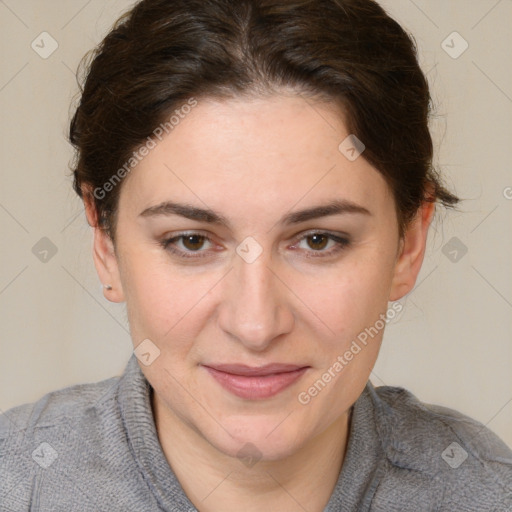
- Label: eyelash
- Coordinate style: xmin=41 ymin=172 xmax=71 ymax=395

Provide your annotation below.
xmin=159 ymin=230 xmax=351 ymax=260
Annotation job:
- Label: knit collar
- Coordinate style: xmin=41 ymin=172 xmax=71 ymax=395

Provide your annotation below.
xmin=118 ymin=354 xmax=197 ymax=511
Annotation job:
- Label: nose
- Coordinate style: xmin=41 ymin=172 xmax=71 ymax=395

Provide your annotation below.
xmin=217 ymin=249 xmax=294 ymax=351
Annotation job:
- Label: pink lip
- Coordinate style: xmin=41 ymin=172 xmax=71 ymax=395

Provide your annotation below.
xmin=202 ymin=363 xmax=309 ymax=400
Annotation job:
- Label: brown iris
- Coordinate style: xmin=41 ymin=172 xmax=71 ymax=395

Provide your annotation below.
xmin=182 ymin=235 xmax=206 ymax=251
xmin=306 ymin=234 xmax=329 ymax=251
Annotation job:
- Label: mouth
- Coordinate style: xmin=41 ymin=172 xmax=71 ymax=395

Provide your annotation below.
xmin=202 ymin=363 xmax=310 ymax=400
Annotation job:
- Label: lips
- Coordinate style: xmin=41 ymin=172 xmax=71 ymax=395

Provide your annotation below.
xmin=202 ymin=363 xmax=309 ymax=400
xmin=206 ymin=363 xmax=305 ymax=376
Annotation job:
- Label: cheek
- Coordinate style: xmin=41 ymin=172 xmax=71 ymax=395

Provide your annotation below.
xmin=120 ymin=249 xmax=214 ymax=347
xmin=295 ymin=254 xmax=395 ymax=341
xmin=294 ymin=258 xmax=394 ymax=420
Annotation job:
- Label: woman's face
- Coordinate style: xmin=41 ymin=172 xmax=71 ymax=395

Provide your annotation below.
xmin=92 ymin=94 xmax=428 ymax=461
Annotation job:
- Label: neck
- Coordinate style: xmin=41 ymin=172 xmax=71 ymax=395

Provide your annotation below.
xmin=152 ymin=391 xmax=352 ymax=512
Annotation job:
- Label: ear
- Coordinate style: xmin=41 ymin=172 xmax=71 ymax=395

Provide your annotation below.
xmin=83 ymin=188 xmax=125 ymax=303
xmin=389 ymin=199 xmax=436 ymax=301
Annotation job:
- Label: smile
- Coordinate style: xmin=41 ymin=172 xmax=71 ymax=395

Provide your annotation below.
xmin=202 ymin=364 xmax=310 ymax=400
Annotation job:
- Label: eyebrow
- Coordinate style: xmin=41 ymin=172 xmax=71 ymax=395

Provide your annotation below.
xmin=138 ymin=198 xmax=371 ymax=228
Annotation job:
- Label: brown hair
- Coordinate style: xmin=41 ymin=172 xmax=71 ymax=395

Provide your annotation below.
xmin=69 ymin=0 xmax=459 ymax=244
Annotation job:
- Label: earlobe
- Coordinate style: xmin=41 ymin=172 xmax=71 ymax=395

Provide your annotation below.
xmin=389 ymin=200 xmax=435 ymax=302
xmin=91 ymin=227 xmax=125 ymax=303
xmin=83 ymin=190 xmax=125 ymax=303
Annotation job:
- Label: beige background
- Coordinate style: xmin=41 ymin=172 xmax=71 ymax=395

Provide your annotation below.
xmin=0 ymin=0 xmax=511 ymax=447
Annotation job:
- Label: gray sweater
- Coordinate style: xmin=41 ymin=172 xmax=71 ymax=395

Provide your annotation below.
xmin=1 ymin=354 xmax=511 ymax=511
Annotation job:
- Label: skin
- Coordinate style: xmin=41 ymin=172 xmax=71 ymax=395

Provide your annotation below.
xmin=84 ymin=93 xmax=434 ymax=512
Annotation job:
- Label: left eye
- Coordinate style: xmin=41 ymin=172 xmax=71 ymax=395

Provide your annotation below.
xmin=298 ymin=233 xmax=335 ymax=251
xmin=291 ymin=232 xmax=350 ymax=256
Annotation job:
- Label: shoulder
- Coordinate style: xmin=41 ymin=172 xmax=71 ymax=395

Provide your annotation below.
xmin=0 ymin=372 xmax=121 ymax=437
xmin=368 ymin=384 xmax=512 ymax=510
xmin=0 ymin=371 xmax=123 ymax=509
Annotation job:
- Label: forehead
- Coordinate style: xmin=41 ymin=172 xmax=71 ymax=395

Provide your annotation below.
xmin=119 ymin=95 xmax=393 ymax=220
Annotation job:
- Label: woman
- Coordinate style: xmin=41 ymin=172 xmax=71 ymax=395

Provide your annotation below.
xmin=1 ymin=0 xmax=511 ymax=510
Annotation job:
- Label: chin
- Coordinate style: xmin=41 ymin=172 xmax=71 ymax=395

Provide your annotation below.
xmin=207 ymin=414 xmax=309 ymax=463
